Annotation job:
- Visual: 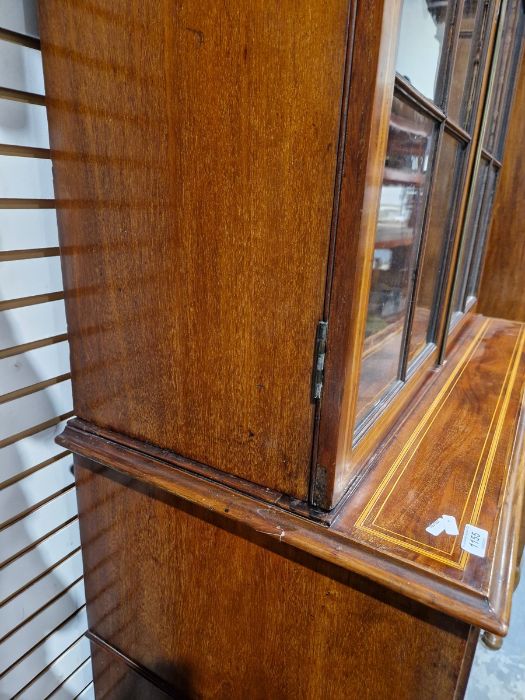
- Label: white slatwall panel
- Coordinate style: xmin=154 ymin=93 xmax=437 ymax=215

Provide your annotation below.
xmin=0 ymin=40 xmax=44 ymax=94
xmin=0 ymin=551 xmax=84 ymax=638
xmin=0 ymin=156 xmax=54 ymax=200
xmin=74 ymin=683 xmax=95 ymax=700
xmin=1 ymin=256 xmax=63 ymax=299
xmin=0 ymin=609 xmax=89 ymax=698
xmin=0 ymin=455 xmax=75 ymax=523
xmin=0 ymin=341 xmax=70 ymax=395
xmin=0 ymin=301 xmax=68 ymax=349
xmin=0 ymin=2 xmax=92 ymax=697
xmin=0 ymin=2 xmax=39 ymax=37
xmin=0 ymin=99 xmax=50 ymax=149
xmin=1 ymin=520 xmax=81 ymax=602
xmin=0 ymin=488 xmax=78 ymax=564
xmin=48 ymin=659 xmax=93 ymax=699
xmin=0 ymin=210 xmax=58 ymax=249
xmin=1 ymin=420 xmax=69 ymax=484
xmin=0 ymin=580 xmax=86 ymax=674
xmin=17 ymin=637 xmax=92 ymax=699
xmin=0 ymin=380 xmax=74 ymax=441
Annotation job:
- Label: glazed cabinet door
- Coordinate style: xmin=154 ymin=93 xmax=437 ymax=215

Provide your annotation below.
xmin=315 ymin=0 xmax=524 ymax=509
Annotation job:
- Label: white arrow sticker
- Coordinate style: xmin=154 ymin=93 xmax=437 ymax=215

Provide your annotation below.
xmin=442 ymin=514 xmax=459 ymax=536
xmin=426 ymin=517 xmax=446 ymax=536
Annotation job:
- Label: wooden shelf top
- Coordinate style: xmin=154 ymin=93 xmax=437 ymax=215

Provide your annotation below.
xmin=59 ymin=314 xmax=525 ymax=634
xmin=333 ymin=314 xmax=525 ymax=633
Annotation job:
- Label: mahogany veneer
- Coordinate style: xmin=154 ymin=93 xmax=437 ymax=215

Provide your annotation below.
xmin=38 ymin=0 xmax=353 ymax=503
xmin=38 ymin=0 xmax=525 ymax=697
xmin=59 ymin=315 xmax=525 ymax=638
xmin=57 ymin=313 xmax=525 ymax=696
xmin=75 ymin=457 xmax=474 ymax=700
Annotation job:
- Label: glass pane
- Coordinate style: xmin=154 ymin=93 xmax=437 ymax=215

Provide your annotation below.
xmin=452 ymin=157 xmax=490 ymax=313
xmin=495 ymin=9 xmax=524 ymax=158
xmin=447 ymin=0 xmax=488 ymax=129
xmin=408 ymin=134 xmax=464 ymax=362
xmin=396 ymin=0 xmax=451 ymax=102
xmin=355 ymin=97 xmax=435 ymax=426
xmin=467 ymin=166 xmax=498 ymax=297
xmin=484 ymin=0 xmax=520 ymax=153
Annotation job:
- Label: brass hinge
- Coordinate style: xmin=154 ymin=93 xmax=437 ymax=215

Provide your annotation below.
xmin=311 ymin=321 xmax=328 ymax=401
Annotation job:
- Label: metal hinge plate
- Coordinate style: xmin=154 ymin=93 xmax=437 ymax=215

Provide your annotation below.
xmin=311 ymin=321 xmax=328 ymax=401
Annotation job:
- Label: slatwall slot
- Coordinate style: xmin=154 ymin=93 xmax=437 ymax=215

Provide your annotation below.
xmin=0 ymin=246 xmax=60 ymax=262
xmin=15 ymin=636 xmax=91 ymax=700
xmin=0 ymin=40 xmax=44 ymax=95
xmin=0 ymin=155 xmax=53 ymax=200
xmin=0 ymin=420 xmax=69 ymax=483
xmin=0 ymin=2 xmax=39 ymax=39
xmin=0 ymin=256 xmax=63 ymax=302
xmin=0 ymin=551 xmax=84 ymax=639
xmin=0 ymin=291 xmax=65 ymax=314
xmin=0 ymin=411 xmax=74 ymax=454
xmin=0 ymin=300 xmax=68 ymax=350
xmin=0 ymin=334 xmax=69 ymax=361
xmin=0 ymin=487 xmax=78 ymax=564
xmin=0 ymin=379 xmax=73 ymax=443
xmin=0 ymin=86 xmax=45 ymax=107
xmin=0 ymin=610 xmax=88 ymax=697
xmin=0 ymin=455 xmax=75 ymax=524
xmin=0 ymin=27 xmax=40 ymax=51
xmin=0 ymin=520 xmax=81 ymax=603
xmin=0 ymin=373 xmax=71 ymax=407
xmin=75 ymin=682 xmax=95 ymax=700
xmin=0 ymin=340 xmax=70 ymax=396
xmin=48 ymin=658 xmax=93 ymax=700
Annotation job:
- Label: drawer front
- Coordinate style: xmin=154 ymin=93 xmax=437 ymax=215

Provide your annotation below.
xmin=76 ymin=455 xmax=471 ymax=700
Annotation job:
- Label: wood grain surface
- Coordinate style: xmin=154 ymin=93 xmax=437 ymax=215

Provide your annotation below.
xmin=38 ymin=0 xmax=353 ymax=500
xmin=76 ymin=456 xmax=471 ymax=700
xmin=58 ymin=314 xmax=525 ymax=635
xmin=37 ymin=2 xmax=525 ymax=696
xmin=90 ymin=640 xmax=173 ymax=699
xmin=336 ymin=316 xmax=525 ymax=595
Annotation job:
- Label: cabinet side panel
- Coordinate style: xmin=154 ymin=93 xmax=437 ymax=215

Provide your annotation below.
xmin=75 ymin=457 xmax=470 ymax=700
xmin=38 ymin=0 xmax=352 ymax=499
xmin=89 ymin=642 xmax=173 ymax=700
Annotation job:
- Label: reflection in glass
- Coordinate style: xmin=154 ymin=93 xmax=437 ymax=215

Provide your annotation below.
xmin=396 ymin=0 xmax=451 ymax=102
xmin=494 ymin=8 xmax=523 ymax=158
xmin=447 ymin=0 xmax=486 ymax=129
xmin=484 ymin=0 xmax=520 ymax=153
xmin=467 ymin=167 xmax=497 ymax=298
xmin=355 ymin=97 xmax=435 ymax=427
xmin=452 ymin=158 xmax=489 ymax=313
xmin=408 ymin=134 xmax=463 ymax=363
